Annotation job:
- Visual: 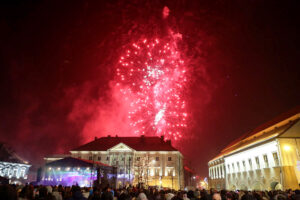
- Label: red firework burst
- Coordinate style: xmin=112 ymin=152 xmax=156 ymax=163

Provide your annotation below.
xmin=115 ymin=38 xmax=187 ymax=140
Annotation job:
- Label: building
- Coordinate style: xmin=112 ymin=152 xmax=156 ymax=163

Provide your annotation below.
xmin=45 ymin=135 xmax=184 ymax=189
xmin=0 ymin=143 xmax=31 ymax=184
xmin=184 ymin=166 xmax=198 ymax=190
xmin=208 ymin=107 xmax=300 ymax=190
xmin=208 ymin=156 xmax=225 ymax=190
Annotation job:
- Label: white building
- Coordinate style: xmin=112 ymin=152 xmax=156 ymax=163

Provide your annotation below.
xmin=46 ymin=135 xmax=184 ymax=189
xmin=0 ymin=143 xmax=31 ymax=183
xmin=209 ymin=107 xmax=300 ymax=190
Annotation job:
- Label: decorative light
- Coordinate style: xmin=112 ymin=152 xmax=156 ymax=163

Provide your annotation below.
xmin=283 ymin=145 xmax=291 ymax=151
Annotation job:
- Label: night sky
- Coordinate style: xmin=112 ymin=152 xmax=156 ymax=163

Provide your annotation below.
xmin=0 ymin=0 xmax=299 ymax=177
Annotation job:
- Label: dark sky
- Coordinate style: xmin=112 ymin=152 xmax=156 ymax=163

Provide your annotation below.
xmin=0 ymin=0 xmax=299 ymax=177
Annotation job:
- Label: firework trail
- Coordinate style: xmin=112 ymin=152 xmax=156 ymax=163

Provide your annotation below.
xmin=115 ymin=32 xmax=188 ymax=140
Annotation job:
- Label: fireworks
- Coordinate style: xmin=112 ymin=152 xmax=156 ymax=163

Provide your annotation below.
xmin=115 ymin=38 xmax=188 ymax=140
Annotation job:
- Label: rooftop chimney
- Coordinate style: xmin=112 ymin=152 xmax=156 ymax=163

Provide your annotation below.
xmin=160 ymin=135 xmax=164 ymax=142
xmin=107 ymin=135 xmax=111 ymax=138
xmin=167 ymin=139 xmax=171 ymax=145
xmin=94 ymin=137 xmax=98 ymax=141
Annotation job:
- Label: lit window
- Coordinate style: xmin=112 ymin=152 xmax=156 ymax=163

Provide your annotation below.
xmin=248 ymin=159 xmax=253 ymax=170
xmin=255 ymin=157 xmax=260 ymax=169
xmin=220 ymin=166 xmax=223 ymax=177
xmin=237 ymin=162 xmax=240 ymax=172
xmin=263 ymin=154 xmax=269 ymax=168
xmin=155 ymin=168 xmax=159 ymax=176
xmin=242 ymin=161 xmax=246 ymax=171
xmin=273 ymin=152 xmax=279 ymax=166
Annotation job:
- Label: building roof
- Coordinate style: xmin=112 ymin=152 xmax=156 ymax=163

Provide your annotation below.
xmin=209 ymin=106 xmax=300 ymax=162
xmin=0 ymin=143 xmax=29 ymax=165
xmin=45 ymin=157 xmax=110 ymax=167
xmin=72 ymin=136 xmax=178 ymax=152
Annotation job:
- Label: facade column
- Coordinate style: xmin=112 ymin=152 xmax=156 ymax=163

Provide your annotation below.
xmin=213 ymin=166 xmax=216 ymax=179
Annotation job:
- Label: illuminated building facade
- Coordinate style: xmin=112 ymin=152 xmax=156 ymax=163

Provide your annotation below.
xmin=0 ymin=143 xmax=31 ymax=184
xmin=68 ymin=135 xmax=184 ymax=189
xmin=208 ymin=157 xmax=225 ymax=190
xmin=42 ymin=157 xmax=116 ymax=187
xmin=209 ymin=108 xmax=300 ymax=190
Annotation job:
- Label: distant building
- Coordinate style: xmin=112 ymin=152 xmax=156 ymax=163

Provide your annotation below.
xmin=208 ymin=107 xmax=300 ymax=190
xmin=45 ymin=136 xmax=184 ymax=189
xmin=0 ymin=143 xmax=31 ymax=184
xmin=184 ymin=166 xmax=198 ymax=189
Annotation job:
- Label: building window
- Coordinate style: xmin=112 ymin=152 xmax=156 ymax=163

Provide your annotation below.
xmin=78 ymin=155 xmax=81 ymax=159
xmin=273 ymin=152 xmax=279 ymax=166
xmin=220 ymin=166 xmax=223 ymax=177
xmin=255 ymin=156 xmax=260 ymax=169
xmin=248 ymin=159 xmax=253 ymax=170
xmin=98 ymin=156 xmax=101 ymax=161
xmin=168 ymin=157 xmax=172 ymax=161
xmin=237 ymin=162 xmax=240 ymax=172
xmin=155 ymin=168 xmax=159 ymax=176
xmin=106 ymin=157 xmax=109 ymax=161
xmin=263 ymin=154 xmax=269 ymax=168
xmin=156 ymin=157 xmax=159 ymax=161
xmin=119 ymin=169 xmax=124 ymax=174
xmin=227 ymin=164 xmax=230 ymax=173
xmin=242 ymin=160 xmax=246 ymax=171
xmin=232 ymin=163 xmax=235 ymax=172
xmin=89 ymin=156 xmax=92 ymax=160
xmin=128 ymin=157 xmax=131 ymax=161
xmin=136 ymin=157 xmax=140 ymax=161
xmin=122 ymin=157 xmax=125 ymax=161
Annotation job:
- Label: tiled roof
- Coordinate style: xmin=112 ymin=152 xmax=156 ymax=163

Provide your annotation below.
xmin=45 ymin=157 xmax=110 ymax=167
xmin=72 ymin=136 xmax=178 ymax=152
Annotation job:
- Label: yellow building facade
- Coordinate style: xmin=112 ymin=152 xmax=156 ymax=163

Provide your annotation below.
xmin=208 ymin=108 xmax=300 ymax=190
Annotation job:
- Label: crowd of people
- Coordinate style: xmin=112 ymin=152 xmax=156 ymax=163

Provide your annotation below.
xmin=0 ymin=184 xmax=299 ymax=200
